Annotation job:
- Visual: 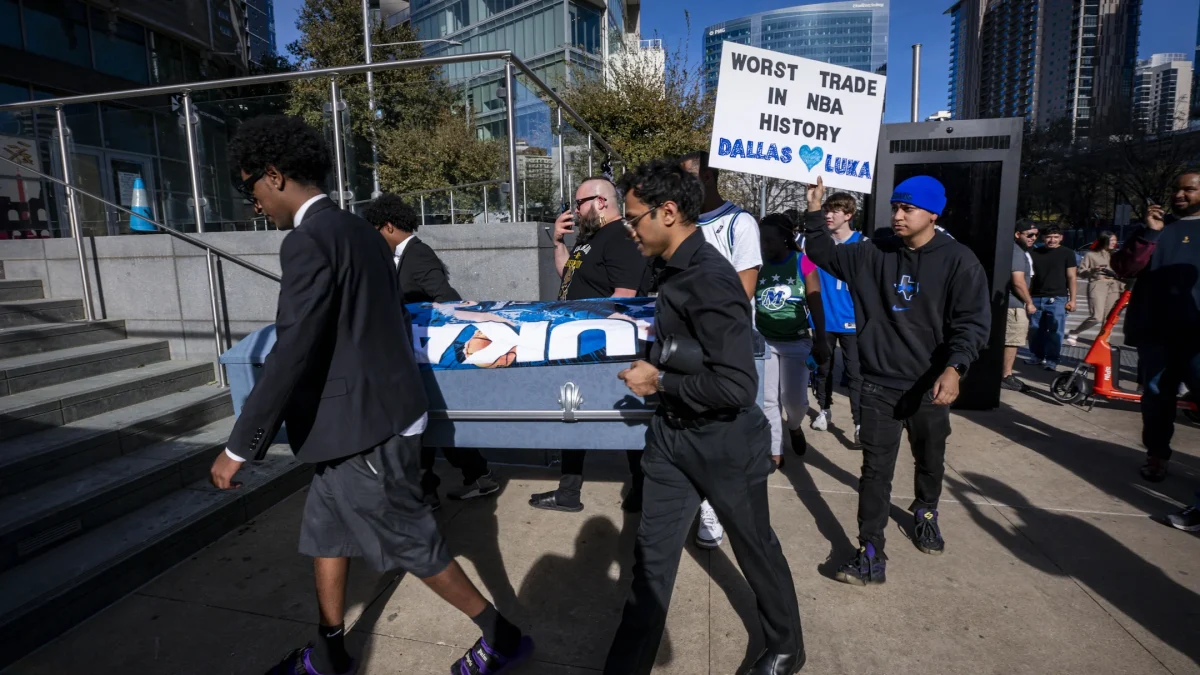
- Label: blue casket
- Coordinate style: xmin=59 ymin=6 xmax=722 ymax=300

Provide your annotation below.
xmin=220 ymin=299 xmax=765 ymax=451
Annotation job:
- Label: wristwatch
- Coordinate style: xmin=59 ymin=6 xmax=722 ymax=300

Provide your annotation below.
xmin=949 ymin=362 xmax=968 ymax=378
xmin=656 ymin=371 xmax=666 ymax=393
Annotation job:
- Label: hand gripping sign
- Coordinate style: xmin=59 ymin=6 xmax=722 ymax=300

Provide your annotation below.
xmin=707 ymin=42 xmax=887 ymax=193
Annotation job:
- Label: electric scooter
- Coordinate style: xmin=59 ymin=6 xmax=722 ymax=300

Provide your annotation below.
xmin=1050 ymin=289 xmax=1200 ymax=424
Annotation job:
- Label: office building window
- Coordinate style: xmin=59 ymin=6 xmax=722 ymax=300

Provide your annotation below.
xmin=150 ymin=34 xmax=187 ymax=85
xmin=91 ymin=10 xmax=149 ymax=83
xmin=102 ymin=105 xmax=155 ymax=155
xmin=1 ymin=0 xmax=20 ymax=48
xmin=570 ymin=2 xmax=601 ymax=55
xmin=24 ymin=0 xmax=92 ymax=68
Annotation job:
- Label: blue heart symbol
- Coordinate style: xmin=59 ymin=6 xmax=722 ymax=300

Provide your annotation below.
xmin=798 ymin=145 xmax=823 ymax=171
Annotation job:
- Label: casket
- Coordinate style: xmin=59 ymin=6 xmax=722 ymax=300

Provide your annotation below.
xmin=220 ymin=299 xmax=766 ymax=453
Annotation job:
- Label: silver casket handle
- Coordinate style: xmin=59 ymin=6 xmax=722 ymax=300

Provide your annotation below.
xmin=558 ymin=381 xmax=583 ymax=423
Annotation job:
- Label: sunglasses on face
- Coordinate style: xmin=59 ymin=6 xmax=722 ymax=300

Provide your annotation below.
xmin=236 ymin=171 xmax=263 ymax=202
xmin=574 ymin=195 xmax=602 ymax=210
xmin=624 ymin=205 xmax=659 ymax=230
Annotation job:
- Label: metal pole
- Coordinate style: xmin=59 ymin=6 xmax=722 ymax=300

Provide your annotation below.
xmin=556 ymin=106 xmax=565 ymax=205
xmin=759 ymin=178 xmax=767 ymax=219
xmin=206 ymin=250 xmax=227 ymax=387
xmin=504 ymin=59 xmax=519 ymax=220
xmin=329 ymin=77 xmax=347 ymax=209
xmin=182 ymin=92 xmax=207 ymax=234
xmin=54 ymin=106 xmax=95 ymax=321
xmin=482 ymin=185 xmax=488 ymax=221
xmin=420 ymin=195 xmax=426 ymax=226
xmin=911 ymin=44 xmax=922 ymax=123
xmin=361 ymin=0 xmax=381 ymax=199
xmin=522 ymin=179 xmax=527 ymax=221
xmin=449 ymin=189 xmax=455 ymax=224
xmin=587 ymin=133 xmax=594 ymax=175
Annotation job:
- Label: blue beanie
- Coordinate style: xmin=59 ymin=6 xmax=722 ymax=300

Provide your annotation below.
xmin=890 ymin=176 xmax=947 ymax=216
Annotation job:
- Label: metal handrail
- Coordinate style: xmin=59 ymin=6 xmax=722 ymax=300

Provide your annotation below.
xmin=399 ymin=178 xmax=505 ymax=199
xmin=0 ymin=50 xmax=623 ymax=163
xmin=0 ymin=156 xmax=281 ymax=283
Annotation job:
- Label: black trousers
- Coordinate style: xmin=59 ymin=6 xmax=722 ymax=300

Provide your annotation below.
xmin=419 ymin=446 xmax=489 ymax=491
xmin=813 ymin=331 xmax=862 ymax=425
xmin=603 ymin=409 xmax=802 ymax=675
xmin=557 ymin=449 xmax=645 ymax=496
xmin=856 ymin=380 xmax=951 ymax=555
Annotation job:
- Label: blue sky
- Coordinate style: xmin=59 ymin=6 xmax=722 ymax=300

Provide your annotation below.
xmin=275 ymin=0 xmax=1198 ymax=122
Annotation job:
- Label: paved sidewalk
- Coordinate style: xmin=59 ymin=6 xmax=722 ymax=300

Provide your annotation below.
xmin=9 ymin=366 xmax=1200 ymax=675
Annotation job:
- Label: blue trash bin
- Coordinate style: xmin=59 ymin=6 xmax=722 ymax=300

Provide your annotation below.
xmin=219 ymin=324 xmax=287 ymax=444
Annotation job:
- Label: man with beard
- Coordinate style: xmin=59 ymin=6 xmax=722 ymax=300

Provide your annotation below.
xmin=1111 ymin=170 xmax=1200 ymax=483
xmin=530 ymin=177 xmax=647 ymax=513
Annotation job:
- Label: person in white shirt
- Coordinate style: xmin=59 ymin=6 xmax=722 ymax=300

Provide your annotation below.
xmin=679 ymin=151 xmax=763 ymax=550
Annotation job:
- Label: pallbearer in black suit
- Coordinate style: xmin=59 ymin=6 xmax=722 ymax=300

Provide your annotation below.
xmin=605 ymin=160 xmax=804 ymax=675
xmin=207 ymin=116 xmax=532 ymax=675
xmin=363 ymin=194 xmax=499 ymax=512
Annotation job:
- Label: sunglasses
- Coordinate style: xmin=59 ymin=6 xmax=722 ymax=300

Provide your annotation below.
xmin=624 ymin=205 xmax=659 ymax=230
xmin=235 ymin=171 xmax=263 ymax=202
xmin=574 ymin=195 xmax=602 ymax=210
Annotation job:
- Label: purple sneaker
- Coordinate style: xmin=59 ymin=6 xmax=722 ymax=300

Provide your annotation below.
xmin=265 ymin=646 xmax=357 ymax=675
xmin=451 ymin=635 xmax=534 ymax=675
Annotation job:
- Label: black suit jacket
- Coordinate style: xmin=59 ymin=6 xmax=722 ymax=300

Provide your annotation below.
xmin=228 ymin=198 xmax=429 ymax=464
xmin=397 ymin=236 xmax=462 ymax=303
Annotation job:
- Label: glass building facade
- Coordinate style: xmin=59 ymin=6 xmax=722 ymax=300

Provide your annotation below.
xmin=0 ymin=0 xmax=256 ymax=239
xmin=703 ymin=1 xmax=889 ymax=93
xmin=246 ymin=0 xmax=278 ymax=65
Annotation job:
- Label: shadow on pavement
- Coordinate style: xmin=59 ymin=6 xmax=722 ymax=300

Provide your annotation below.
xmin=946 ymin=473 xmax=1200 ymax=666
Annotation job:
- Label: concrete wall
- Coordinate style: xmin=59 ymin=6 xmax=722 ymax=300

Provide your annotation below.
xmin=0 ymin=222 xmax=557 ymax=361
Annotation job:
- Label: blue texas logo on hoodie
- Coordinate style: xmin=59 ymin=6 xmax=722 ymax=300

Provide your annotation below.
xmin=892 ymin=275 xmax=920 ymax=310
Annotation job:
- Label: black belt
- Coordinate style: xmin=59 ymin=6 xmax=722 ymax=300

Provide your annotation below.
xmin=659 ymin=407 xmax=741 ymax=429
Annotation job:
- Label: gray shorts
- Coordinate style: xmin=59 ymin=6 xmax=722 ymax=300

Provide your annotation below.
xmin=298 ymin=434 xmax=451 ymax=576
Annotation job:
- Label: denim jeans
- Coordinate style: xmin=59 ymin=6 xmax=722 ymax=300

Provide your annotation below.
xmin=1138 ymin=342 xmax=1200 ymax=460
xmin=1029 ymin=296 xmax=1069 ymax=363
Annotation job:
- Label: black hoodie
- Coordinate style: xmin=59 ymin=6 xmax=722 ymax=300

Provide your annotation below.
xmin=803 ymin=210 xmax=991 ymax=391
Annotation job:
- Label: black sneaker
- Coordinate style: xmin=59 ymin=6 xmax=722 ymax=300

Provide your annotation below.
xmin=1000 ymin=374 xmax=1026 ymax=392
xmin=1167 ymin=503 xmax=1200 ymax=532
xmin=790 ymin=427 xmax=807 ymax=456
xmin=834 ymin=542 xmax=886 ymax=586
xmin=912 ymin=508 xmax=944 ymax=554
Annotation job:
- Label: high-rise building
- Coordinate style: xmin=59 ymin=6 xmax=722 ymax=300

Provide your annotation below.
xmin=946 ymin=0 xmax=1142 ymax=138
xmin=703 ymin=1 xmax=889 ymax=93
xmin=1192 ymin=7 xmax=1200 ymax=121
xmin=1133 ymin=53 xmax=1193 ymax=134
xmin=245 ymin=0 xmax=278 ymax=65
xmin=408 ymin=0 xmax=643 ymax=141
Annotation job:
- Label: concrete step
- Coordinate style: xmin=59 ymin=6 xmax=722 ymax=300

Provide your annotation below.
xmin=0 ymin=418 xmax=242 ymax=573
xmin=0 ymin=280 xmax=44 ymax=302
xmin=0 ymin=360 xmax=216 ymax=442
xmin=0 ymin=338 xmax=171 ymax=396
xmin=0 ymin=387 xmax=233 ymax=498
xmin=0 ymin=320 xmax=126 ymax=359
xmin=0 ymin=444 xmax=309 ymax=669
xmin=0 ymin=299 xmax=85 ymax=329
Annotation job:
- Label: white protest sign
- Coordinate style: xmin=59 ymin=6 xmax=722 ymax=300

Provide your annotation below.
xmin=708 ymin=42 xmax=887 ymax=193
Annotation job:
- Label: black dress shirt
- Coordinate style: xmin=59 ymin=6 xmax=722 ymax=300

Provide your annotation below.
xmin=654 ymin=229 xmax=758 ymax=416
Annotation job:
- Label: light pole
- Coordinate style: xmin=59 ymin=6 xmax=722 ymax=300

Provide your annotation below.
xmin=358 ymin=2 xmax=463 ymax=199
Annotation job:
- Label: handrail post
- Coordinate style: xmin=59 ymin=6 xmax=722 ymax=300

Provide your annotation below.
xmin=207 ymin=250 xmax=228 ymax=387
xmin=54 ymin=106 xmax=96 ymax=321
xmin=449 ymin=189 xmax=455 ymax=224
xmin=182 ymin=92 xmax=207 ymax=234
xmin=556 ymin=106 xmax=565 ymax=206
xmin=504 ymin=59 xmax=519 ymax=222
xmin=482 ymin=185 xmax=488 ymax=222
xmin=587 ymin=133 xmax=594 ymax=175
xmin=522 ymin=178 xmax=527 ymax=221
xmin=329 ymin=76 xmax=347 ymax=209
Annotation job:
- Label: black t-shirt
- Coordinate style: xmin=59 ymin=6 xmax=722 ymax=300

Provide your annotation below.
xmin=558 ymin=220 xmax=646 ymax=299
xmin=1029 ymin=245 xmax=1077 ymax=298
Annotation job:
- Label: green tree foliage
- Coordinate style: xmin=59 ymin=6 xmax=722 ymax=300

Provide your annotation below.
xmin=284 ymin=0 xmax=502 ymax=196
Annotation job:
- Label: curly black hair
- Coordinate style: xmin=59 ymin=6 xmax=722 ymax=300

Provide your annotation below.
xmin=617 ymin=158 xmax=704 ymax=223
xmin=362 ymin=193 xmax=420 ymax=233
xmin=228 ymin=115 xmax=331 ymax=186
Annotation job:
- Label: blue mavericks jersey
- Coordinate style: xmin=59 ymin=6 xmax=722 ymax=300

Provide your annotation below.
xmin=817 ymin=231 xmax=861 ymax=333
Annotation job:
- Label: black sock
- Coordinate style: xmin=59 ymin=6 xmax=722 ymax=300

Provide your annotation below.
xmin=310 ymin=623 xmax=352 ymax=674
xmin=471 ymin=603 xmax=522 ymax=656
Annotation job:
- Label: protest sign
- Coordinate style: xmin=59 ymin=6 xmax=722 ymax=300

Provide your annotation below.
xmin=707 ymin=42 xmax=887 ymax=193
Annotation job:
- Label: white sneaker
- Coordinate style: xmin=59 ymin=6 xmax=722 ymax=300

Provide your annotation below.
xmin=811 ymin=409 xmax=831 ymax=432
xmin=1063 ymin=333 xmax=1078 ymax=347
xmin=695 ymin=500 xmax=724 ymax=549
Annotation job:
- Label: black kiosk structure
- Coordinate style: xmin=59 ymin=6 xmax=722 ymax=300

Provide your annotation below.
xmin=867 ymin=118 xmax=1025 ymax=411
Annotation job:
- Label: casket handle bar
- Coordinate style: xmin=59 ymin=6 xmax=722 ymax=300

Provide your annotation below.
xmin=427 ymin=381 xmax=656 ymax=422
xmin=559 ymin=381 xmax=583 ymax=422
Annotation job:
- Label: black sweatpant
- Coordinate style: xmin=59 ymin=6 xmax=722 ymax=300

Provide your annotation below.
xmin=556 ymin=449 xmax=645 ymax=498
xmin=813 ymin=331 xmax=862 ymax=425
xmin=420 ymin=446 xmax=489 ymax=491
xmin=856 ymin=380 xmax=951 ymax=555
xmin=603 ymin=409 xmax=802 ymax=674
